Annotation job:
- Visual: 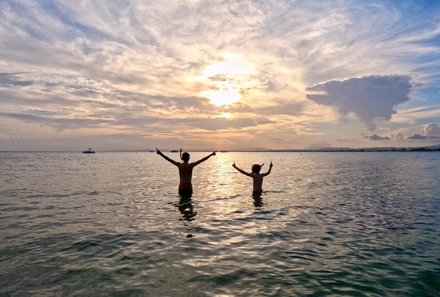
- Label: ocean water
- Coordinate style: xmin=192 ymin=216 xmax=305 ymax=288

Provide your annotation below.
xmin=0 ymin=151 xmax=439 ymax=296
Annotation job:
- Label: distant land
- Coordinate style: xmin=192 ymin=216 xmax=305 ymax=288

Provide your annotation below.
xmin=266 ymin=143 xmax=440 ymax=152
xmin=5 ymin=144 xmax=438 ymax=153
xmin=147 ymin=144 xmax=440 ymax=153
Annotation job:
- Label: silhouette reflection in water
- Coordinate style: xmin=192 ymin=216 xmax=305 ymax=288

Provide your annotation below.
xmin=177 ymin=196 xmax=197 ymax=221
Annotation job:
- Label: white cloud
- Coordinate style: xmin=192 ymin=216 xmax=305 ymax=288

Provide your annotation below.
xmin=306 ymin=75 xmax=413 ymax=130
xmin=392 ymin=106 xmax=440 ymax=124
xmin=420 ymin=123 xmax=440 ymax=136
xmin=391 ymin=122 xmax=440 ymax=142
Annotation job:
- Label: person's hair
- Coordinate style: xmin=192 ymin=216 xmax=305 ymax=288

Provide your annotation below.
xmin=181 ymin=152 xmax=190 ymax=161
xmin=251 ymin=164 xmax=261 ymax=173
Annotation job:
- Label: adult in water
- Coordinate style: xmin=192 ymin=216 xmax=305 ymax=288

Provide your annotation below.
xmin=156 ymin=148 xmax=216 ymax=198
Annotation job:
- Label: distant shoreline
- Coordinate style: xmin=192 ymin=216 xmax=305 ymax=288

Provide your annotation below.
xmin=1 ymin=146 xmax=440 ymax=153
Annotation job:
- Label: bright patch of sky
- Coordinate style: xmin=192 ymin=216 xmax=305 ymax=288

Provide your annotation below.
xmin=1 ymin=0 xmax=440 ymax=150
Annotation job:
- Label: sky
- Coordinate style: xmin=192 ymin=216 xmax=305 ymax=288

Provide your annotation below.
xmin=1 ymin=0 xmax=440 ymax=151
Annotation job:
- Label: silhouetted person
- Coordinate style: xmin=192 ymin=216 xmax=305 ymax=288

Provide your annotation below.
xmin=156 ymin=148 xmax=216 ymax=198
xmin=233 ymin=161 xmax=273 ymax=196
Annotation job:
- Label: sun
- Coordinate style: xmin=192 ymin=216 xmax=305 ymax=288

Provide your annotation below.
xmin=200 ymin=53 xmax=254 ymax=106
xmin=221 ymin=112 xmax=231 ymax=118
xmin=206 ymin=89 xmax=240 ymax=106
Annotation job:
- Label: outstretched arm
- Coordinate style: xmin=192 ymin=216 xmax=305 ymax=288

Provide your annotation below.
xmin=262 ymin=162 xmax=273 ymax=176
xmin=192 ymin=152 xmax=216 ymax=166
xmin=156 ymin=148 xmax=179 ymax=166
xmin=232 ymin=162 xmax=253 ymax=177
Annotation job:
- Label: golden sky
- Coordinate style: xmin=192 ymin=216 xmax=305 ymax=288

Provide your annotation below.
xmin=1 ymin=1 xmax=440 ymax=150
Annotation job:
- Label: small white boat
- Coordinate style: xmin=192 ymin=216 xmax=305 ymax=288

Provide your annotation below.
xmin=82 ymin=148 xmax=95 ymax=154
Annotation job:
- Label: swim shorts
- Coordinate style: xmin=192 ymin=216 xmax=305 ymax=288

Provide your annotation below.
xmin=179 ymin=183 xmax=193 ymax=197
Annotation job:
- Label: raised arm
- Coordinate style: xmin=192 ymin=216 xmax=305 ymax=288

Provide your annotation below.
xmin=262 ymin=162 xmax=273 ymax=176
xmin=156 ymin=148 xmax=179 ymax=166
xmin=192 ymin=152 xmax=216 ymax=166
xmin=232 ymin=162 xmax=253 ymax=177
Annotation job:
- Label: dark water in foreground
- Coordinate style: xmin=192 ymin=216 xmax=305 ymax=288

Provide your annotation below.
xmin=0 ymin=152 xmax=439 ymax=296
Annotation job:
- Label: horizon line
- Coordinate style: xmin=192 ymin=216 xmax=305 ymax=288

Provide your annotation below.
xmin=1 ymin=144 xmax=439 ymax=153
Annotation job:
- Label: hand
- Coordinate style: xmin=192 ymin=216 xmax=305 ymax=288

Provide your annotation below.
xmin=232 ymin=162 xmax=236 ymax=168
xmin=212 ymin=152 xmax=216 ymax=156
xmin=155 ymin=148 xmax=161 ymax=154
xmin=270 ymin=161 xmax=273 ymax=167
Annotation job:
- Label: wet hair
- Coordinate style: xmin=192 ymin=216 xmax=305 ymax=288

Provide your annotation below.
xmin=251 ymin=164 xmax=261 ymax=173
xmin=181 ymin=152 xmax=190 ymax=161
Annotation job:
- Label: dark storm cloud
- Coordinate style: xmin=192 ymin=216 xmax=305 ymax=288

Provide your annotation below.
xmin=306 ymin=75 xmax=413 ymax=130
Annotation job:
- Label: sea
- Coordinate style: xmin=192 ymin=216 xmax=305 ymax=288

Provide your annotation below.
xmin=0 ymin=151 xmax=439 ymax=296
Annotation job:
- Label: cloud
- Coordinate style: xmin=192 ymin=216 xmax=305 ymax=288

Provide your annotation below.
xmin=255 ymin=101 xmax=306 ymax=116
xmin=0 ymin=73 xmax=33 ymax=87
xmin=420 ymin=123 xmax=440 ymax=136
xmin=407 ymin=134 xmax=429 ymax=140
xmin=392 ymin=105 xmax=440 ymax=124
xmin=0 ymin=112 xmax=114 ymax=130
xmin=0 ymin=110 xmax=272 ymax=133
xmin=306 ymin=75 xmax=413 ymax=130
xmin=404 ymin=122 xmax=440 ymax=140
xmin=366 ymin=134 xmax=390 ymax=141
xmin=173 ymin=117 xmax=274 ymax=131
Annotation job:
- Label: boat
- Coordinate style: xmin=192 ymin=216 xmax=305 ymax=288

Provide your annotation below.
xmin=82 ymin=148 xmax=95 ymax=154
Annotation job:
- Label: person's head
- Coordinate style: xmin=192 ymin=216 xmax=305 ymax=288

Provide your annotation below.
xmin=251 ymin=164 xmax=261 ymax=173
xmin=181 ymin=152 xmax=190 ymax=162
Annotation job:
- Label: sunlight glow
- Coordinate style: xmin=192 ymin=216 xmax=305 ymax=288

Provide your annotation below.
xmin=200 ymin=53 xmax=255 ymax=106
xmin=203 ymin=53 xmax=253 ymax=77
xmin=206 ymin=89 xmax=241 ymax=106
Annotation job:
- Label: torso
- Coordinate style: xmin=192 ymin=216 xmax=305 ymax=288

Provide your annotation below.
xmin=178 ymin=163 xmax=194 ymax=184
xmin=252 ymin=173 xmax=264 ymax=191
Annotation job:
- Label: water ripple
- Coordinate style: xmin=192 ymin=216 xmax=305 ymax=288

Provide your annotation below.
xmin=0 ymin=152 xmax=439 ymax=296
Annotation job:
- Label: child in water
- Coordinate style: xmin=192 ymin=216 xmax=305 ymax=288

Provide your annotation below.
xmin=233 ymin=161 xmax=273 ymax=196
xmin=156 ymin=148 xmax=216 ymax=198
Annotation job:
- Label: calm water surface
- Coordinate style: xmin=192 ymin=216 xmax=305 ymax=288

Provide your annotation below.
xmin=0 ymin=152 xmax=439 ymax=296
